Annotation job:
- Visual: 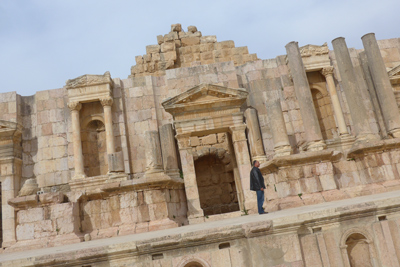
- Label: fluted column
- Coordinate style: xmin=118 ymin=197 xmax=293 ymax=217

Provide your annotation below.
xmin=332 ymin=37 xmax=377 ymax=142
xmin=100 ymin=97 xmax=115 ymax=155
xmin=144 ymin=131 xmax=164 ymax=174
xmin=160 ymin=124 xmax=179 ymax=177
xmin=68 ymin=101 xmax=86 ymax=179
xmin=244 ymin=108 xmax=267 ymax=163
xmin=285 ymin=41 xmax=326 ymax=151
xmin=265 ymin=85 xmax=292 ymax=157
xmin=362 ymin=33 xmax=400 ymax=138
xmin=176 ymin=134 xmax=204 ymax=220
xmin=320 ymin=66 xmax=349 ymax=136
xmin=229 ymin=125 xmax=257 ymax=213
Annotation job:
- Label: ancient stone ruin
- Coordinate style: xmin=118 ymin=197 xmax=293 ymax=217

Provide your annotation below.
xmin=1 ymin=24 xmax=400 ymax=266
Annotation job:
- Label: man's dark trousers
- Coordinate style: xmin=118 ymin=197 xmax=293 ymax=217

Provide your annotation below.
xmin=256 ymin=190 xmax=265 ymax=214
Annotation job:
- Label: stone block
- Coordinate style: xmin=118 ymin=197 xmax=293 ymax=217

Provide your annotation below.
xmin=319 ymin=174 xmax=337 ymax=191
xmin=146 ymin=45 xmax=160 ymax=54
xmin=215 ymin=40 xmax=235 ymax=50
xmin=16 ymin=223 xmax=34 ymax=240
xmin=201 ymin=35 xmax=217 ymax=43
xmin=181 ymin=37 xmax=200 ymax=47
xmin=171 ymin=23 xmax=182 ymax=32
xmin=17 ymin=207 xmax=44 ymax=223
xmin=201 ymin=134 xmax=217 ymax=145
xmin=200 ymin=43 xmax=214 ymax=52
xmin=161 ymin=42 xmax=176 ymax=52
xmin=160 ymin=51 xmax=177 ymax=62
xmin=135 ymin=56 xmax=144 ymax=64
xmin=157 ymin=35 xmax=164 ymax=45
xmin=143 ymin=54 xmax=151 ymax=62
xmin=108 ymin=151 xmax=125 ymax=172
xmin=164 ymin=32 xmax=178 ymax=42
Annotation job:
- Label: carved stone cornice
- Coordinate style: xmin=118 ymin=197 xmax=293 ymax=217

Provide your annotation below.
xmin=100 ymin=96 xmax=113 ymax=107
xmin=67 ymin=101 xmax=82 ymax=111
xmin=300 ymin=43 xmax=329 ymax=57
xmin=65 ymin=71 xmax=112 ymax=89
xmin=321 ymin=66 xmax=334 ymax=77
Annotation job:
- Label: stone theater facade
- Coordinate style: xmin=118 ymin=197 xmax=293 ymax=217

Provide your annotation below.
xmin=1 ymin=24 xmax=400 ymax=266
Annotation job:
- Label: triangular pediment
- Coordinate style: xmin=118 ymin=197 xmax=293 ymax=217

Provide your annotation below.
xmin=388 ymin=64 xmax=400 ymax=78
xmin=388 ymin=64 xmax=400 ymax=85
xmin=162 ymin=84 xmax=248 ymax=116
xmin=163 ymin=84 xmax=247 ymax=106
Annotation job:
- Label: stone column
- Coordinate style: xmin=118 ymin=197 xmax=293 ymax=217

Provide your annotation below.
xmin=144 ymin=131 xmax=164 ymax=174
xmin=100 ymin=96 xmax=116 ymax=155
xmin=285 ymin=41 xmax=326 ymax=151
xmin=176 ymin=134 xmax=204 ymax=220
xmin=244 ymin=108 xmax=267 ymax=163
xmin=68 ymin=102 xmax=86 ymax=179
xmin=362 ymin=33 xmax=400 ymax=138
xmin=359 ymin=51 xmax=387 ymax=138
xmin=320 ymin=66 xmax=349 ymax=136
xmin=229 ymin=125 xmax=257 ymax=213
xmin=160 ymin=124 xmax=180 ymax=177
xmin=332 ymin=37 xmax=377 ymax=142
xmin=264 ymin=87 xmax=292 ymax=157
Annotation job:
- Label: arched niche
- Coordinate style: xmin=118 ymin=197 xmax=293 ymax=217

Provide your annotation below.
xmin=340 ymin=228 xmax=376 ymax=267
xmin=81 ymin=119 xmax=108 ymax=177
xmin=177 ymin=256 xmax=211 ymax=267
xmin=311 ymin=85 xmax=336 ymax=140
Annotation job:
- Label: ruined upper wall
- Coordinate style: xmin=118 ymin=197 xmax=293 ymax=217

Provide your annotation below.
xmin=130 ymin=24 xmax=258 ymax=77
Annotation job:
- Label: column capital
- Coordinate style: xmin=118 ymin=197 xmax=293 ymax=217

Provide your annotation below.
xmin=175 ymin=133 xmax=191 ymax=149
xmin=321 ymin=66 xmax=334 ymax=77
xmin=229 ymin=125 xmax=247 ymax=142
xmin=100 ymin=96 xmax=113 ymax=107
xmin=67 ymin=101 xmax=82 ymax=111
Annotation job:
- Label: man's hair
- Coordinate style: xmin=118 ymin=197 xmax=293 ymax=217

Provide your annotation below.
xmin=253 ymin=160 xmax=258 ymax=166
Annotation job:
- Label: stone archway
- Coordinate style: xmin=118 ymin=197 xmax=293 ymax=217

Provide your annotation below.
xmin=162 ymin=84 xmax=255 ymax=222
xmin=340 ymin=228 xmax=376 ymax=267
xmin=345 ymin=233 xmax=372 ymax=267
xmin=193 ymin=145 xmax=239 ymax=216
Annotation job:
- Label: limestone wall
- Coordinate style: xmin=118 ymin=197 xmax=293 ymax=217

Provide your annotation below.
xmin=2 ymin=24 xmax=400 ymax=253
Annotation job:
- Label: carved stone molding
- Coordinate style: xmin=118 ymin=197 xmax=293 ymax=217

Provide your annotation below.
xmin=66 ymin=71 xmax=112 ymax=89
xmin=321 ymin=66 xmax=334 ymax=77
xmin=100 ymin=96 xmax=113 ymax=107
xmin=67 ymin=101 xmax=82 ymax=111
xmin=300 ymin=43 xmax=329 ymax=57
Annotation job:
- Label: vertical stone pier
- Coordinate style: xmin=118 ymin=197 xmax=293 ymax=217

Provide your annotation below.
xmin=100 ymin=96 xmax=116 ymax=155
xmin=160 ymin=124 xmax=180 ymax=177
xmin=285 ymin=41 xmax=326 ymax=151
xmin=265 ymin=79 xmax=292 ymax=157
xmin=332 ymin=37 xmax=377 ymax=142
xmin=144 ymin=131 xmax=164 ymax=174
xmin=361 ymin=33 xmax=400 ymax=138
xmin=68 ymin=102 xmax=86 ymax=179
xmin=176 ymin=134 xmax=204 ymax=222
xmin=244 ymin=108 xmax=268 ymax=163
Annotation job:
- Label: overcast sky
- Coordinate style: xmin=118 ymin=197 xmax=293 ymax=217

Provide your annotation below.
xmin=1 ymin=0 xmax=399 ymax=96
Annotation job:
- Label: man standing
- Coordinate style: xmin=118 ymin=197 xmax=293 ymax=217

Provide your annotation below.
xmin=250 ymin=160 xmax=267 ymax=214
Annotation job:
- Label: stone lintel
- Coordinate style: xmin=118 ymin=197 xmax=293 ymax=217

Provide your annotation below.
xmin=66 ymin=71 xmax=113 ymax=103
xmin=347 ymin=138 xmax=400 ymax=159
xmin=101 ymin=173 xmax=184 ymax=192
xmin=259 ymin=149 xmax=341 ymax=174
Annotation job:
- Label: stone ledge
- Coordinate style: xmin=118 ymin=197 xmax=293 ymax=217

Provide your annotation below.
xmin=101 ymin=173 xmax=184 ymax=192
xmin=260 ymin=149 xmax=342 ymax=174
xmin=347 ymin=138 xmax=400 ymax=159
xmin=8 ymin=192 xmax=65 ymax=210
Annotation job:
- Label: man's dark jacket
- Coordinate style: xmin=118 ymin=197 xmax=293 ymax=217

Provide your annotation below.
xmin=250 ymin=167 xmax=266 ymax=191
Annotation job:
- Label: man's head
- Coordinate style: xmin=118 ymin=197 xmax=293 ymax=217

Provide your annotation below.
xmin=253 ymin=160 xmax=260 ymax=168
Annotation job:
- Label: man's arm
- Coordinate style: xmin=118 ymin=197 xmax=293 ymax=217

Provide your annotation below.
xmin=256 ymin=168 xmax=266 ymax=189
